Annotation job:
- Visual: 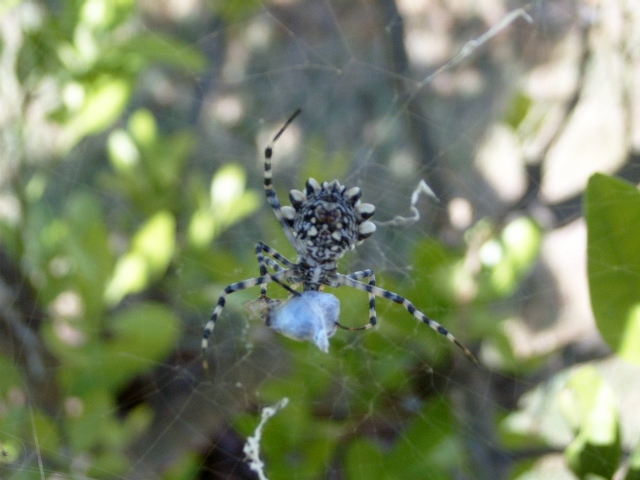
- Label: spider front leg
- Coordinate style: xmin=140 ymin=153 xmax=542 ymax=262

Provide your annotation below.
xmin=255 ymin=242 xmax=296 ymax=296
xmin=334 ymin=270 xmax=377 ymax=331
xmin=263 ymin=110 xmax=304 ymax=254
xmin=202 ymin=270 xmax=293 ymax=371
xmin=336 ymin=276 xmax=478 ymax=364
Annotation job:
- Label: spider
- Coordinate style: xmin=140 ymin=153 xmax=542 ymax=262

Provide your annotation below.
xmin=202 ymin=109 xmax=477 ymax=368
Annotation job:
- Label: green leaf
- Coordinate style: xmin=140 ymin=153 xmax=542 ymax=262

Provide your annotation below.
xmin=104 ymin=210 xmax=176 ymax=305
xmin=385 ymin=399 xmax=459 ymax=479
xmin=504 ymin=91 xmax=532 ymax=129
xmin=477 ymin=216 xmax=541 ymax=298
xmin=31 ymin=411 xmax=63 ymax=459
xmin=131 ymin=210 xmax=176 ymax=273
xmin=102 ymin=302 xmax=180 ymax=389
xmin=188 ymin=164 xmax=260 ymax=248
xmin=214 ymin=0 xmax=262 ymax=22
xmin=145 ymin=131 xmax=194 ymax=188
xmin=343 ymin=400 xmax=456 ymax=480
xmin=345 ymin=438 xmax=387 ymax=480
xmin=585 ymin=173 xmax=640 ymax=365
xmin=411 ymin=238 xmax=457 ymax=309
xmin=64 ymin=192 xmax=114 ymax=318
xmin=118 ymin=33 xmax=207 ymax=72
xmin=626 ymin=441 xmax=640 ymax=480
xmin=59 ymin=77 xmax=131 ymax=152
xmin=51 ymin=302 xmax=180 ymax=395
xmin=128 ymin=109 xmax=158 ymax=148
xmin=0 ymin=0 xmax=20 ymax=14
xmin=561 ymin=366 xmax=621 ymax=479
xmin=108 ymin=129 xmax=140 ymax=173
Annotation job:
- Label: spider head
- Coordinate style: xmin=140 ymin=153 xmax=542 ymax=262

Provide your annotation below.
xmin=280 ymin=178 xmax=376 ymax=262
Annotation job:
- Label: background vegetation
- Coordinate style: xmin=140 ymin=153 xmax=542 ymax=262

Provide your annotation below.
xmin=1 ymin=0 xmax=640 ymax=479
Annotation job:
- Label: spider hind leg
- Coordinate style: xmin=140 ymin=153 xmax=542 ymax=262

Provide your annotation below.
xmin=335 ymin=269 xmax=377 ymax=332
xmin=334 ymin=274 xmax=478 ymax=364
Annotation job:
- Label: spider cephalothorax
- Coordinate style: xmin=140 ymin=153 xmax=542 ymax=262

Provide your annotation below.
xmin=281 ymin=178 xmax=376 ymax=264
xmin=202 ymin=109 xmax=477 ymax=369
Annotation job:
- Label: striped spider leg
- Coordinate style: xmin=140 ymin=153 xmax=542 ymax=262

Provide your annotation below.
xmin=202 ymin=268 xmax=295 ymax=371
xmin=202 ymin=244 xmax=301 ymax=369
xmin=334 ymin=269 xmax=377 ymax=332
xmin=332 ymin=273 xmax=478 ymax=364
xmin=254 ymin=241 xmax=298 ymax=297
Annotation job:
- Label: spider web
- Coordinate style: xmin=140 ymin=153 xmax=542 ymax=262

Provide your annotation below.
xmin=1 ymin=1 xmax=640 ymax=479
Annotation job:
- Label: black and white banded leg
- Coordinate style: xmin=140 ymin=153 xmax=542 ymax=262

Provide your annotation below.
xmin=337 ymin=276 xmax=478 ymax=364
xmin=335 ymin=270 xmax=377 ymax=331
xmin=263 ymin=110 xmax=303 ymax=254
xmin=202 ymin=270 xmax=296 ymax=371
xmin=255 ymin=241 xmax=296 ymax=296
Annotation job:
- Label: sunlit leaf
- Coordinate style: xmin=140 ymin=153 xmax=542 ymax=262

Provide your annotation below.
xmin=188 ymin=208 xmax=217 ymax=249
xmin=26 ymin=172 xmax=47 ymax=202
xmin=128 ymin=109 xmax=157 ymax=148
xmin=500 ymin=371 xmax=573 ymax=449
xmin=80 ymin=0 xmax=134 ymax=28
xmin=131 ymin=210 xmax=176 ymax=273
xmin=0 ymin=0 xmax=20 ymax=14
xmin=108 ymin=129 xmax=140 ymax=173
xmin=210 ymin=163 xmax=261 ymax=223
xmin=188 ymin=164 xmax=260 ymax=248
xmin=104 ymin=210 xmax=175 ymax=305
xmin=104 ymin=254 xmax=147 ymax=306
xmin=482 ymin=216 xmax=541 ymax=297
xmin=59 ymin=77 xmax=131 ymax=152
xmin=561 ymin=366 xmax=621 ymax=479
xmin=585 ymin=173 xmax=640 ymax=365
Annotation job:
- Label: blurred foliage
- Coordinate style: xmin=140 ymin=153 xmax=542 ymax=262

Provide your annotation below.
xmin=1 ymin=1 xmax=639 ymax=480
xmin=561 ymin=366 xmax=621 ymax=479
xmin=585 ymin=173 xmax=640 ymax=365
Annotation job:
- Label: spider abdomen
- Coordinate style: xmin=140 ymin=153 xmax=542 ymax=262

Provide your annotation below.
xmin=285 ymin=178 xmax=376 ymax=262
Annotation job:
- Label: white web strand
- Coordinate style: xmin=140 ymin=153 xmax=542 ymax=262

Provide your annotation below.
xmin=414 ymin=8 xmax=533 ymax=92
xmin=373 ymin=10 xmax=533 ymax=229
xmin=375 ymin=179 xmax=439 ymax=227
xmin=243 ymin=397 xmax=290 ymax=480
xmin=458 ymin=8 xmax=533 ymax=59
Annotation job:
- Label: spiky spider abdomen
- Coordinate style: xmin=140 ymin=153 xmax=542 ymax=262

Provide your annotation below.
xmin=281 ymin=178 xmax=376 ymax=265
